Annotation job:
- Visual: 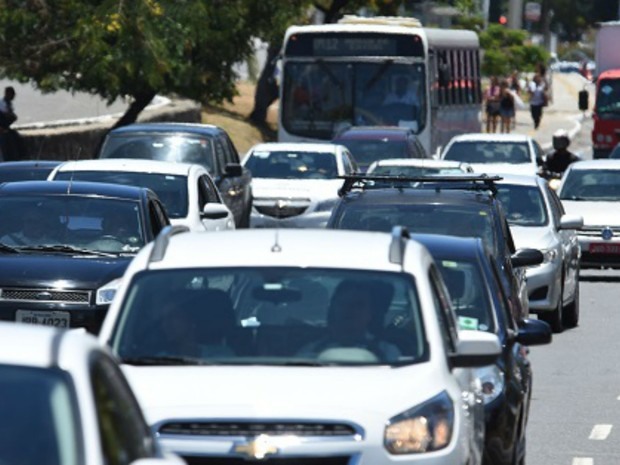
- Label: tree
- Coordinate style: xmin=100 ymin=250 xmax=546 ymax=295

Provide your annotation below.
xmin=0 ymin=0 xmax=272 ymax=129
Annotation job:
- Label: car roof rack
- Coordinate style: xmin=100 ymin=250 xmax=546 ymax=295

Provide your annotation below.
xmin=337 ymin=174 xmax=503 ymax=197
xmin=148 ymin=225 xmax=190 ymax=264
xmin=389 ymin=225 xmax=410 ymax=269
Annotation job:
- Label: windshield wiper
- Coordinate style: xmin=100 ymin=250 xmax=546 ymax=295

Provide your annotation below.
xmin=121 ymin=355 xmax=211 ymax=366
xmin=0 ymin=243 xmax=21 ymax=254
xmin=15 ymin=245 xmax=118 ymax=257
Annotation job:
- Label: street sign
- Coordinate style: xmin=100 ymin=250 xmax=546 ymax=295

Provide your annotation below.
xmin=525 ymin=2 xmax=541 ymax=22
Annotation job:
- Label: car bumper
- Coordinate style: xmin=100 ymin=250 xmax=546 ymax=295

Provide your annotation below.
xmin=577 ymin=236 xmax=620 ymax=268
xmin=525 ymin=260 xmax=562 ymax=313
xmin=0 ymin=302 xmax=108 ymax=334
xmin=250 ymin=211 xmax=331 ymax=229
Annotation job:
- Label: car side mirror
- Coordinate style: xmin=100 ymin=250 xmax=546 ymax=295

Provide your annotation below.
xmin=511 ymin=248 xmax=544 ymax=268
xmin=515 ymin=318 xmax=552 ymax=346
xmin=559 ymin=214 xmax=583 ymax=230
xmin=450 ymin=330 xmax=501 ymax=368
xmin=201 ymin=203 xmax=231 ymax=220
xmin=224 ymin=163 xmax=243 ymax=177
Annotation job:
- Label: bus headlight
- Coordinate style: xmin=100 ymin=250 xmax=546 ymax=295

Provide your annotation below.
xmin=384 ymin=391 xmax=454 ymax=454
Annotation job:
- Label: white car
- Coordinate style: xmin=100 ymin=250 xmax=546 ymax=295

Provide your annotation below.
xmin=99 ymin=226 xmax=501 ymax=465
xmin=242 ymin=142 xmax=358 ymax=228
xmin=49 ymin=159 xmax=235 ymax=232
xmin=557 ymin=159 xmax=620 ymax=269
xmin=441 ymin=133 xmax=544 ymax=176
xmin=0 ymin=322 xmax=184 ymax=465
xmin=496 ymin=175 xmax=583 ymax=333
xmin=367 ymin=158 xmax=473 ymax=176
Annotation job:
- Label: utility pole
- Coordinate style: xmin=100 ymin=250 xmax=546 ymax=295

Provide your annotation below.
xmin=508 ymin=0 xmax=524 ymax=29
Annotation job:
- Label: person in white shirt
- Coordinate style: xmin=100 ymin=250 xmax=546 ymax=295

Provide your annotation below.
xmin=528 ymin=74 xmax=547 ymax=129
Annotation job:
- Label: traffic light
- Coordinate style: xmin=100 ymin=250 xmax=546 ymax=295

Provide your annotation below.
xmin=499 ymin=15 xmax=508 ymax=25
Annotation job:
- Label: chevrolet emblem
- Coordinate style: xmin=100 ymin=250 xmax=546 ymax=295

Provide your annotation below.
xmin=233 ymin=435 xmax=279 ymax=460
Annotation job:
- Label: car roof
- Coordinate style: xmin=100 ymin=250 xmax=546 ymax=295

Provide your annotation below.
xmin=567 ymin=159 xmax=620 ymax=170
xmin=339 ymin=186 xmax=496 ymax=208
xmin=0 ymin=161 xmax=61 ymax=171
xmin=248 ymin=142 xmax=344 ymax=154
xmin=142 ymin=229 xmax=430 ymax=272
xmin=0 ymin=180 xmax=147 ymax=200
xmin=0 ymin=322 xmax=98 ymax=368
xmin=448 ymin=133 xmax=532 ymax=143
xmin=371 ymin=159 xmax=467 ymax=168
xmin=108 ymin=122 xmax=224 ymax=137
xmin=333 ymin=126 xmax=414 ymax=140
xmin=55 ymin=159 xmax=197 ymax=176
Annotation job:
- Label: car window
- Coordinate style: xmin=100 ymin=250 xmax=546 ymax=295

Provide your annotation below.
xmin=91 ymin=354 xmax=154 ymax=465
xmin=111 ymin=267 xmax=428 ymax=366
xmin=443 ymin=141 xmax=531 ymax=164
xmin=198 ymin=175 xmax=220 ymax=207
xmin=545 ymin=184 xmax=563 ymax=225
xmin=428 ymin=266 xmax=458 ymax=354
xmin=559 ymin=169 xmax=620 ymax=201
xmin=224 ymin=136 xmax=240 ymax=164
xmin=335 ymin=138 xmax=409 ymax=168
xmin=147 ymin=200 xmax=168 ymax=237
xmin=496 ymin=184 xmax=549 ymax=226
xmin=244 ymin=150 xmax=338 ymax=179
xmin=490 ymin=259 xmax=517 ymax=331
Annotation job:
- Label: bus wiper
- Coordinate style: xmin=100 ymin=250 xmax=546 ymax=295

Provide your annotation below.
xmin=316 ymin=59 xmax=342 ymax=88
xmin=16 ymin=244 xmax=117 ymax=257
xmin=366 ymin=59 xmax=394 ymax=91
xmin=121 ymin=355 xmax=211 ymax=366
xmin=0 ymin=243 xmax=21 ymax=254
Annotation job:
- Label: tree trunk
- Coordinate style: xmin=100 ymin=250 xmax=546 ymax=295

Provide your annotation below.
xmin=249 ymin=42 xmax=281 ymax=129
xmin=112 ymin=90 xmax=158 ymax=129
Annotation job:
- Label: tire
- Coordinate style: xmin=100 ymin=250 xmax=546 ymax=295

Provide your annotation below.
xmin=539 ymin=282 xmax=564 ymax=333
xmin=562 ymin=278 xmax=580 ymax=328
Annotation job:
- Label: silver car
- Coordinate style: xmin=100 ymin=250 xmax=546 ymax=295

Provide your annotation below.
xmin=496 ymin=175 xmax=582 ymax=333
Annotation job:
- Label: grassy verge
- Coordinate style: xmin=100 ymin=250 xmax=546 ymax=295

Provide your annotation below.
xmin=201 ymin=81 xmax=278 ymax=157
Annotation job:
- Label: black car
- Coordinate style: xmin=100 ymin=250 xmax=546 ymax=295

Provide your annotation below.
xmin=331 ymin=126 xmax=429 ymax=172
xmin=97 ymin=122 xmax=253 ymax=227
xmin=0 ymin=180 xmax=170 ymax=333
xmin=415 ymin=233 xmax=551 ymax=465
xmin=327 ymin=175 xmax=543 ymax=322
xmin=0 ymin=160 xmax=62 ymax=182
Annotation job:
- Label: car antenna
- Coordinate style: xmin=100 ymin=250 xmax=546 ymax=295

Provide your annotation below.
xmin=271 ymin=199 xmax=285 ymax=253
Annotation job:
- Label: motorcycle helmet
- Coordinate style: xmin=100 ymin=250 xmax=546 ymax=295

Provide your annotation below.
xmin=552 ymin=129 xmax=570 ymax=151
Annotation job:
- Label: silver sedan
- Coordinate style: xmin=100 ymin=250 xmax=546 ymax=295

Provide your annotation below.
xmin=496 ymin=175 xmax=582 ymax=333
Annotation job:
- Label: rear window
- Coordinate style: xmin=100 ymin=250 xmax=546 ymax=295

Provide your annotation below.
xmin=444 ymin=141 xmax=531 ymax=164
xmin=334 ymin=139 xmax=409 ymax=168
xmin=110 ymin=267 xmax=427 ymax=366
xmin=244 ymin=150 xmax=338 ymax=179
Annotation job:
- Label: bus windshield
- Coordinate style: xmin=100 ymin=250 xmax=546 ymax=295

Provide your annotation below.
xmin=281 ymin=61 xmax=426 ymax=140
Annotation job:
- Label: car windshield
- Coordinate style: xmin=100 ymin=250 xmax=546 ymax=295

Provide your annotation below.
xmin=596 ymin=79 xmax=620 ymax=117
xmin=334 ymin=139 xmax=409 ymax=168
xmin=0 ymin=195 xmax=145 ymax=254
xmin=244 ymin=150 xmax=338 ymax=179
xmin=444 ymin=141 xmax=531 ymax=165
xmin=331 ymin=203 xmax=497 ymax=250
xmin=100 ymin=134 xmax=216 ymax=174
xmin=560 ymin=169 xmax=620 ymax=201
xmin=111 ymin=267 xmax=427 ymax=366
xmin=368 ymin=165 xmax=466 ymax=176
xmin=435 ymin=259 xmax=495 ymax=333
xmin=0 ymin=365 xmax=80 ymax=465
xmin=281 ymin=61 xmax=426 ymax=139
xmin=496 ymin=185 xmax=548 ymax=226
xmin=0 ymin=168 xmax=57 ymax=182
xmin=54 ymin=171 xmax=189 ymax=219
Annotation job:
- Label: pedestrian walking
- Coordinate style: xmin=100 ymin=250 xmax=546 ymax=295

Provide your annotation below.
xmin=484 ymin=76 xmax=501 ymax=133
xmin=499 ymin=80 xmax=515 ymax=133
xmin=0 ymin=86 xmax=26 ymax=160
xmin=528 ymin=74 xmax=547 ymax=130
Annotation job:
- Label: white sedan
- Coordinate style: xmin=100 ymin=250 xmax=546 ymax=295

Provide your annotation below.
xmin=49 ymin=159 xmax=234 ymax=232
xmin=242 ymin=142 xmax=358 ymax=228
xmin=496 ymin=174 xmax=582 ymax=333
xmin=441 ymin=133 xmax=544 ymax=176
xmin=557 ymin=159 xmax=620 ymax=269
xmin=0 ymin=322 xmax=183 ymax=465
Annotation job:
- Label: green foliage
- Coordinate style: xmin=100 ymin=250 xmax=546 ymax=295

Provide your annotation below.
xmin=480 ymin=24 xmax=549 ymax=76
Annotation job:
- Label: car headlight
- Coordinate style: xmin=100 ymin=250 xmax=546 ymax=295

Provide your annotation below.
xmin=315 ymin=198 xmax=340 ymax=212
xmin=476 ymin=365 xmax=505 ymax=405
xmin=384 ymin=391 xmax=454 ymax=454
xmin=96 ymin=278 xmax=122 ymax=305
xmin=541 ymin=248 xmax=558 ymax=264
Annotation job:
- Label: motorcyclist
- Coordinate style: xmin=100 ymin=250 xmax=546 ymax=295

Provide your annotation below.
xmin=544 ymin=129 xmax=580 ymax=176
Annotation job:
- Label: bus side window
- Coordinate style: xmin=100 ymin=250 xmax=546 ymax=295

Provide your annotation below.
xmin=437 ymin=50 xmax=450 ymax=106
xmin=474 ymin=51 xmax=482 ymax=104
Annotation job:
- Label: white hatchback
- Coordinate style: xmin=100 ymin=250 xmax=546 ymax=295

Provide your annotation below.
xmin=49 ymin=159 xmax=235 ymax=232
xmin=0 ymin=322 xmax=184 ymax=465
xmin=99 ymin=226 xmax=501 ymax=465
xmin=242 ymin=142 xmax=358 ymax=228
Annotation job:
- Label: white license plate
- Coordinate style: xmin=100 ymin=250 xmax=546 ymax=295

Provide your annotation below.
xmin=16 ymin=310 xmax=70 ymax=328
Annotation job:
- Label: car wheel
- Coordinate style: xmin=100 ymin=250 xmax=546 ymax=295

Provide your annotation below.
xmin=562 ymin=277 xmax=580 ymax=328
xmin=539 ymin=281 xmax=564 ymax=333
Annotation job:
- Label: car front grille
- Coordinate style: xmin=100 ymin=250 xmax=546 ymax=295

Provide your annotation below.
xmin=0 ymin=288 xmax=91 ymax=304
xmin=159 ymin=422 xmax=358 ymax=437
xmin=255 ymin=205 xmax=309 ymax=218
xmin=182 ymin=456 xmax=352 ymax=465
xmin=253 ymin=198 xmax=311 ymax=219
xmin=579 ymin=227 xmax=620 ymax=238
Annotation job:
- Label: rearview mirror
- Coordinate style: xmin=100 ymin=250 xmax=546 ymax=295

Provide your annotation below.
xmin=515 ymin=318 xmax=552 ymax=346
xmin=224 ymin=163 xmax=243 ymax=177
xmin=559 ymin=214 xmax=583 ymax=230
xmin=511 ymin=248 xmax=544 ymax=268
xmin=450 ymin=330 xmax=501 ymax=368
xmin=201 ymin=203 xmax=231 ymax=220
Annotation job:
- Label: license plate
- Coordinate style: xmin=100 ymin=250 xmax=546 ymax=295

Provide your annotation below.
xmin=15 ymin=310 xmax=70 ymax=328
xmin=589 ymin=243 xmax=620 ymax=254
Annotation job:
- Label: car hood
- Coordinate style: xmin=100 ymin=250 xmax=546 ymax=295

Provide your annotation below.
xmin=562 ymin=201 xmax=620 ymax=227
xmin=510 ymin=225 xmax=555 ymax=250
xmin=123 ymin=364 xmax=445 ymax=424
xmin=468 ymin=163 xmax=537 ymax=176
xmin=0 ymin=254 xmax=131 ymax=288
xmin=251 ymin=178 xmax=342 ymax=201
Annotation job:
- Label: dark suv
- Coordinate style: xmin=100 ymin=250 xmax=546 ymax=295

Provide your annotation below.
xmin=331 ymin=126 xmax=428 ymax=172
xmin=327 ymin=175 xmax=543 ymax=322
xmin=97 ymin=122 xmax=252 ymax=227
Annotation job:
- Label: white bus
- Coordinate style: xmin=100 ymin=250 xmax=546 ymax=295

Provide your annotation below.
xmin=278 ymin=16 xmax=482 ymax=156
